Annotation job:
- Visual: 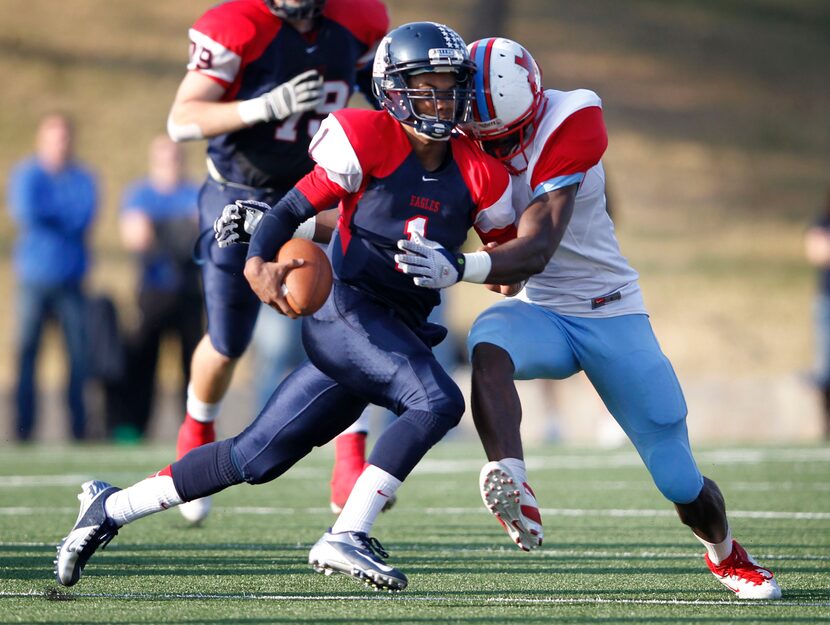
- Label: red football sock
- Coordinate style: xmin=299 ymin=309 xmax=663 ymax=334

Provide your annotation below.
xmin=176 ymin=414 xmax=216 ymax=460
xmin=330 ymin=432 xmax=367 ymax=507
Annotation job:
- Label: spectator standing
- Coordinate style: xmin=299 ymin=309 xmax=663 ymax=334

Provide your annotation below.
xmin=116 ymin=135 xmax=203 ymax=442
xmin=7 ymin=113 xmax=98 ymax=441
xmin=804 ymin=186 xmax=830 ymax=440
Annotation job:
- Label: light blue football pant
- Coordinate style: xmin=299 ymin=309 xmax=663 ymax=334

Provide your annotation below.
xmin=467 ymin=299 xmax=704 ymax=504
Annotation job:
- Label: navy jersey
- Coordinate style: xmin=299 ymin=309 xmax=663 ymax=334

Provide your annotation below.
xmin=187 ymin=0 xmax=388 ymax=189
xmin=295 ymin=109 xmax=516 ymax=328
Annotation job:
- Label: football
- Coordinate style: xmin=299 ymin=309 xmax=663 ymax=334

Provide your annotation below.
xmin=277 ymin=238 xmax=333 ymax=316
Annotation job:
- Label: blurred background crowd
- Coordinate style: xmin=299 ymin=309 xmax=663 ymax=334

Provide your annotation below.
xmin=1 ymin=0 xmax=828 ymax=445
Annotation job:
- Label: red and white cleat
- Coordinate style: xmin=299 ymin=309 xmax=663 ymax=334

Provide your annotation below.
xmin=705 ymin=540 xmax=782 ymax=599
xmin=479 ymin=461 xmax=543 ymax=552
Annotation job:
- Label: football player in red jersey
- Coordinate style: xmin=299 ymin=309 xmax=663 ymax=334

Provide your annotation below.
xmin=396 ymin=37 xmax=781 ymax=600
xmin=165 ymin=0 xmax=389 ymax=522
xmin=55 ymin=22 xmax=516 ymax=593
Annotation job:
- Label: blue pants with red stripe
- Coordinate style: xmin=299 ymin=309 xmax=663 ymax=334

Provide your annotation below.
xmin=229 ymin=281 xmax=464 ymax=483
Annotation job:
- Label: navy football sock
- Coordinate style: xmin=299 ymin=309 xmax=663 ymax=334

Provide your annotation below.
xmin=171 ymin=439 xmax=243 ymax=502
xmin=368 ymin=409 xmax=454 ymax=481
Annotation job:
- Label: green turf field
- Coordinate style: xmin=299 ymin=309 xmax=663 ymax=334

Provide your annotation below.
xmin=1 ymin=442 xmax=828 ymax=624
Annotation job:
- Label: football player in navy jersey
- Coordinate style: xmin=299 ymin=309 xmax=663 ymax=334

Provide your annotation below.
xmin=55 ymin=22 xmax=516 ymax=593
xmin=396 ymin=37 xmax=781 ymax=600
xmin=164 ymin=0 xmax=388 ymax=522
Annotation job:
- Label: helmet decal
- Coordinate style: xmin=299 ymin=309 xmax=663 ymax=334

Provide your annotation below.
xmin=514 ymin=49 xmax=539 ymax=93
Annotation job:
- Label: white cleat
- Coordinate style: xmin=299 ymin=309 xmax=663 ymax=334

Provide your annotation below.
xmin=55 ymin=480 xmax=121 ymax=586
xmin=309 ymin=529 xmax=407 ymax=591
xmin=480 ymin=461 xmax=543 ymax=552
xmin=178 ymin=496 xmax=212 ymax=524
xmin=705 ymin=540 xmax=782 ymax=599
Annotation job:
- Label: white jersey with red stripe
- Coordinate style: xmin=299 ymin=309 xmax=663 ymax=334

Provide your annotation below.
xmin=512 ymin=89 xmax=645 ymax=317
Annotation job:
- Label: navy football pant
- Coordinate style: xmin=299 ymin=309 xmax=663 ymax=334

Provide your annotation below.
xmin=172 ymin=282 xmax=464 ymax=501
xmin=197 ymin=178 xmax=287 ymax=358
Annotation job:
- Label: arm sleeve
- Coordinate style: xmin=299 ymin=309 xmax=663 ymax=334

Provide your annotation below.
xmin=247 ymin=188 xmax=318 ymax=261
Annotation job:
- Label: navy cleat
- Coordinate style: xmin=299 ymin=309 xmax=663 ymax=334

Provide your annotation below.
xmin=55 ymin=480 xmax=122 ymax=586
xmin=309 ymin=529 xmax=408 ymax=592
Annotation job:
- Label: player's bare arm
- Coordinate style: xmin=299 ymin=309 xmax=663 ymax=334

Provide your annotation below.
xmin=395 ymin=184 xmax=576 ymax=289
xmin=313 ymin=208 xmax=338 ymax=243
xmin=167 ymin=72 xmax=243 ymax=140
xmin=168 ymin=68 xmax=323 ymax=141
xmin=484 ymin=184 xmax=579 ymax=284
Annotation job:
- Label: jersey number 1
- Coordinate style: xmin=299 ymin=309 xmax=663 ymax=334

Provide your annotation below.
xmin=396 ymin=216 xmax=429 ymax=272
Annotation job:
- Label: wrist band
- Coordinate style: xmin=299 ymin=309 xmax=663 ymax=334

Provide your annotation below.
xmin=461 ymin=251 xmax=492 ymax=283
xmin=237 ymin=97 xmax=269 ymax=125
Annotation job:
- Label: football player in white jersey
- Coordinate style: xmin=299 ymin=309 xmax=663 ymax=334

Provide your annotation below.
xmin=395 ymin=37 xmax=781 ymax=600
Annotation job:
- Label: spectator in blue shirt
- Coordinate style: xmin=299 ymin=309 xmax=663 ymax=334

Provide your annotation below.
xmin=115 ymin=135 xmax=203 ymax=441
xmin=8 ymin=112 xmax=98 ymax=441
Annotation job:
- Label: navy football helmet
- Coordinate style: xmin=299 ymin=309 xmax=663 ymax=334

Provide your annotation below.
xmin=372 ymin=22 xmax=476 ymax=140
xmin=263 ymin=0 xmax=325 ymax=20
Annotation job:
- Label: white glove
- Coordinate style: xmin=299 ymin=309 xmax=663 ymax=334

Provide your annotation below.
xmin=214 ymin=200 xmax=268 ymax=247
xmin=395 ymin=232 xmax=466 ymax=289
xmin=264 ymin=69 xmax=324 ymax=121
xmin=238 ymin=69 xmax=324 ymax=125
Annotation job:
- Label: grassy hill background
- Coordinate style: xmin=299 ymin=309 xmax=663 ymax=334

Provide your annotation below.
xmin=0 ymin=0 xmax=828 ymax=436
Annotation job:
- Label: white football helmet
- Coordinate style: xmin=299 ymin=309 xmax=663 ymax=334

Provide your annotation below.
xmin=464 ymin=38 xmax=545 ymax=174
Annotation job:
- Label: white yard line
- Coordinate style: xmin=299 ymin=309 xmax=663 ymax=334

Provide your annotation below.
xmin=1 ymin=505 xmax=829 ymax=520
xmin=4 ymin=541 xmax=828 ymax=563
xmin=0 ymin=589 xmax=827 ymax=607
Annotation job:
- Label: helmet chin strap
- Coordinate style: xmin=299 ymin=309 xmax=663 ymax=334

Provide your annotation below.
xmin=414 ymin=119 xmax=453 ymax=141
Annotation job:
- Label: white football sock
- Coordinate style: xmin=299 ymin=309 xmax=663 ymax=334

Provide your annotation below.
xmin=499 ymin=457 xmax=528 ymax=485
xmin=105 ymin=473 xmax=184 ymax=526
xmin=339 ymin=411 xmax=370 ymax=435
xmin=695 ymin=526 xmax=733 ymax=564
xmin=186 ymin=383 xmax=221 ymax=423
xmin=331 ymin=464 xmax=401 ymax=535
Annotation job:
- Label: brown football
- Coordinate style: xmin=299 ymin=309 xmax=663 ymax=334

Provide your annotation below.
xmin=277 ymin=239 xmax=333 ymax=316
